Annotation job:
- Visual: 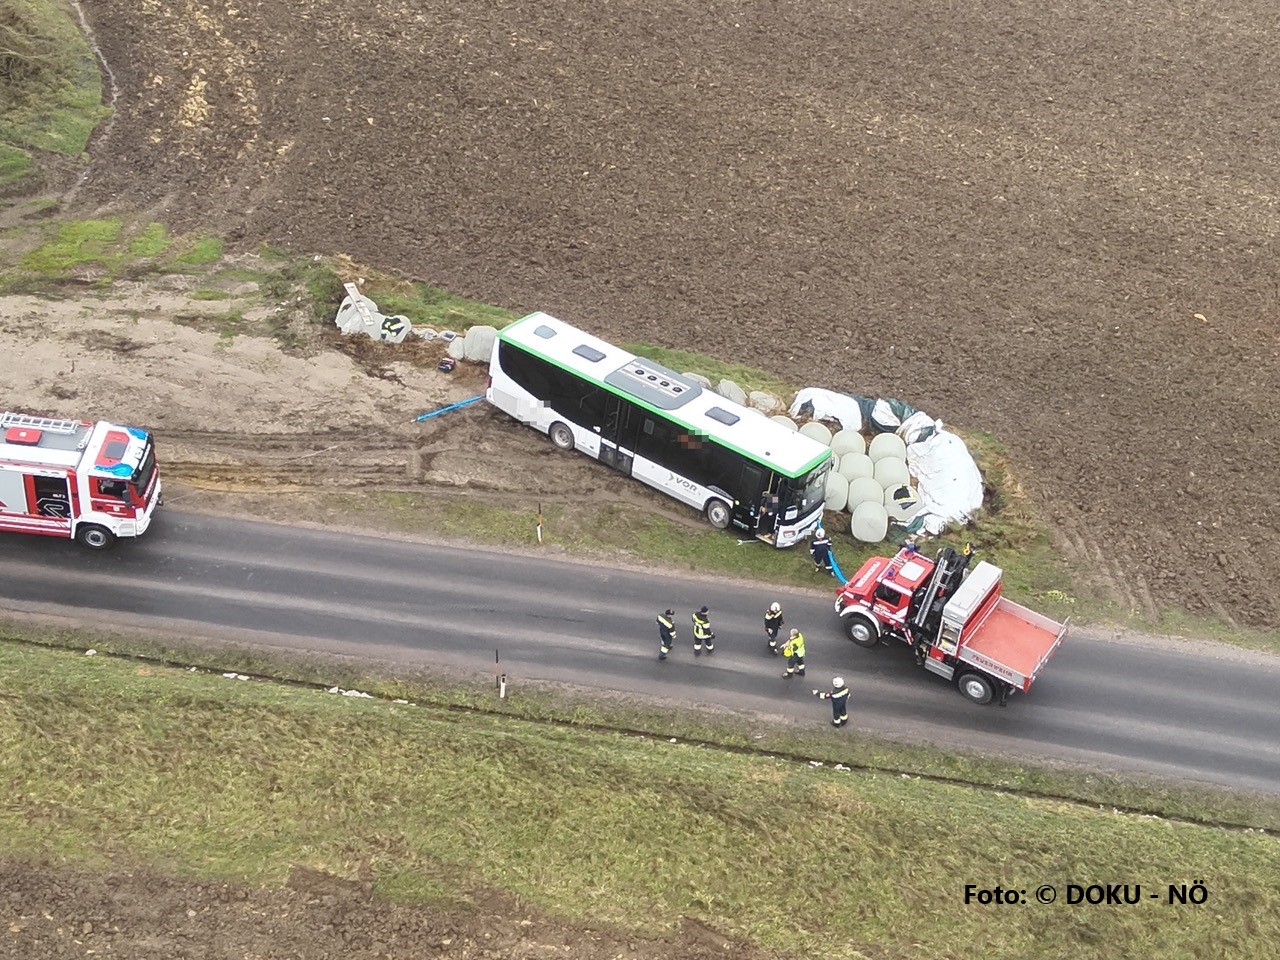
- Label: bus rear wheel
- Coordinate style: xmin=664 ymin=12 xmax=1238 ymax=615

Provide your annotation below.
xmin=704 ymin=498 xmax=731 ymax=529
xmin=956 ymin=671 xmax=995 ymax=705
xmin=76 ymin=525 xmax=115 ymax=550
xmin=548 ymin=422 xmax=575 ymax=452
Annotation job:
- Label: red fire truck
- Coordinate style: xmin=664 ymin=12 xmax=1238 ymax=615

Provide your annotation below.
xmin=834 ymin=545 xmax=1068 ymax=705
xmin=0 ymin=411 xmax=162 ymax=550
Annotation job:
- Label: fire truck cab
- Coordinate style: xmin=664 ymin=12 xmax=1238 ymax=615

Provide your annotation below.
xmin=835 ymin=545 xmax=1068 ymax=706
xmin=0 ymin=411 xmax=163 ymax=550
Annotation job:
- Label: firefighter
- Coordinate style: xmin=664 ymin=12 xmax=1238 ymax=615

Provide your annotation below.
xmin=692 ymin=606 xmax=715 ymax=655
xmin=764 ymin=602 xmax=784 ymax=655
xmin=656 ymin=609 xmax=677 ymax=660
xmin=810 ymin=527 xmax=833 ymax=573
xmin=813 ymin=676 xmax=850 ymax=726
xmin=781 ymin=628 xmax=806 ymax=678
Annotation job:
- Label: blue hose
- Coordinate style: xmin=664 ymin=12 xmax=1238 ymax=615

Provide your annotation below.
xmin=414 ymin=395 xmax=485 ymax=422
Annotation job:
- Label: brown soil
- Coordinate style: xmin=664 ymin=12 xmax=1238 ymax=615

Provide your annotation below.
xmin=0 ymin=860 xmax=767 ymax=960
xmin=3 ymin=0 xmax=1279 ymax=953
xmin=64 ymin=0 xmax=1279 ymax=627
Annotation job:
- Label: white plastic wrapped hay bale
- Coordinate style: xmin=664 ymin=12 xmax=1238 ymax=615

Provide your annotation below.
xmin=868 ymin=433 xmax=907 ymax=462
xmin=799 ymin=421 xmax=833 ymax=446
xmin=874 ymin=456 xmax=910 ymax=489
xmin=824 ymin=471 xmax=850 ymax=511
xmin=884 ymin=483 xmax=924 ymax=523
xmin=462 ymin=325 xmax=498 ymax=362
xmin=716 ymin=379 xmax=748 ymax=405
xmin=830 ymin=429 xmax=865 ymax=458
xmin=748 ymin=390 xmax=782 ymax=413
xmin=770 ymin=415 xmax=798 ymax=432
xmin=839 ymin=454 xmax=875 ymax=482
xmin=851 ymin=501 xmax=890 ymax=542
xmin=846 ymin=476 xmax=883 ymax=509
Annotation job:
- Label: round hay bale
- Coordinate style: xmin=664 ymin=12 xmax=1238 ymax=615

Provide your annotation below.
xmin=799 ymin=422 xmax=833 ymax=446
xmin=748 ymin=390 xmax=782 ymax=413
xmin=846 ymin=476 xmax=884 ymax=509
xmin=462 ymin=325 xmax=498 ymax=362
xmin=770 ymin=415 xmax=799 ymax=432
xmin=874 ymin=456 xmax=910 ymax=489
xmin=716 ymin=379 xmax=748 ymax=405
xmin=830 ymin=429 xmax=866 ymax=458
xmin=838 ymin=453 xmax=874 ymax=482
xmin=851 ymin=501 xmax=890 ymax=543
xmin=824 ymin=471 xmax=850 ymax=511
xmin=868 ymin=433 xmax=907 ymax=462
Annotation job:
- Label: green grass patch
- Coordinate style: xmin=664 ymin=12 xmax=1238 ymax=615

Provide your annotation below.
xmin=127 ymin=222 xmax=170 ymax=258
xmin=1 ymin=639 xmax=1275 ymax=959
xmin=19 ymin=217 xmax=122 ymax=273
xmin=0 ymin=143 xmax=32 ymax=185
xmin=169 ymin=235 xmax=225 ymax=268
xmin=359 ymin=277 xmax=515 ymax=332
xmin=0 ymin=0 xmax=110 ymax=160
xmin=188 ymin=289 xmax=232 ymax=301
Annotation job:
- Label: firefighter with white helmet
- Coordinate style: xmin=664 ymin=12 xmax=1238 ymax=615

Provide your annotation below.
xmin=763 ymin=601 xmax=784 ymax=655
xmin=813 ymin=676 xmax=851 ymax=727
xmin=810 ymin=527 xmax=833 ymax=574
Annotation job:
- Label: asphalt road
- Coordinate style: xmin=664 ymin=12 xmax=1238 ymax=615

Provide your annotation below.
xmin=3 ymin=510 xmax=1278 ymax=794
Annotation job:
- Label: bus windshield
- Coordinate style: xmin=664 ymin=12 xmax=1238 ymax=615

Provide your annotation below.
xmin=781 ymin=459 xmax=830 ymax=517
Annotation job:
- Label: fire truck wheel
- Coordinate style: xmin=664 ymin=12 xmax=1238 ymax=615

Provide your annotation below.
xmin=548 ymin=422 xmax=575 ymax=452
xmin=75 ymin=525 xmax=116 ymax=550
xmin=956 ymin=672 xmax=995 ymax=705
xmin=704 ymin=498 xmax=732 ymax=529
xmin=844 ymin=613 xmax=880 ymax=648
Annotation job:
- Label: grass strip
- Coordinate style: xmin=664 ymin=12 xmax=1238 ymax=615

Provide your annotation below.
xmin=1 ymin=639 xmax=1276 ymax=959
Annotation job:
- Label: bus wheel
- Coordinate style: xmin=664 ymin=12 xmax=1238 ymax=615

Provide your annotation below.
xmin=76 ymin=525 xmax=116 ymax=550
xmin=704 ymin=498 xmax=731 ymax=529
xmin=956 ymin=671 xmax=995 ymax=705
xmin=844 ymin=613 xmax=880 ymax=648
xmin=548 ymin=422 xmax=575 ymax=452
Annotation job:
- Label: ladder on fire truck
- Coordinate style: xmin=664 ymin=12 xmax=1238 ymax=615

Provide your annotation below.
xmin=1 ymin=412 xmax=81 ymax=435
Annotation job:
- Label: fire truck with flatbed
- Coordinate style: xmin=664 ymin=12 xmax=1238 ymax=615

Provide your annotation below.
xmin=0 ymin=411 xmax=162 ymax=550
xmin=834 ymin=544 xmax=1068 ymax=706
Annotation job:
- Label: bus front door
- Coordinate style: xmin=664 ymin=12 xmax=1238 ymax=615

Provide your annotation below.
xmin=599 ymin=397 xmax=635 ymax=476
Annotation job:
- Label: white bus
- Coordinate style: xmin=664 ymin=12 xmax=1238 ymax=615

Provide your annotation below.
xmin=486 ymin=312 xmax=832 ymax=547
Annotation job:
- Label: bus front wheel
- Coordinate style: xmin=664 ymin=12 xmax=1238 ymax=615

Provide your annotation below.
xmin=76 ymin=525 xmax=116 ymax=550
xmin=705 ymin=498 xmax=731 ymax=529
xmin=548 ymin=422 xmax=575 ymax=452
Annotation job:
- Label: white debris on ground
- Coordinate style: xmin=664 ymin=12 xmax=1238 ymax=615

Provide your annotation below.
xmin=326 ymin=686 xmax=374 ymax=698
xmin=333 ymin=283 xmax=411 ymax=343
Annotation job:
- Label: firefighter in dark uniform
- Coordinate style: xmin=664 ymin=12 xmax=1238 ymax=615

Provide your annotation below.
xmin=810 ymin=527 xmax=833 ymax=573
xmin=813 ymin=676 xmax=850 ymax=726
xmin=781 ymin=628 xmax=806 ymax=678
xmin=692 ymin=606 xmax=715 ymax=655
xmin=764 ymin=602 xmax=784 ymax=655
xmin=656 ymin=609 xmax=677 ymax=660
